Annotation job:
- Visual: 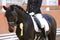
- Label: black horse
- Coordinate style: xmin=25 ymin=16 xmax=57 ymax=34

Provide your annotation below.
xmin=3 ymin=5 xmax=56 ymax=40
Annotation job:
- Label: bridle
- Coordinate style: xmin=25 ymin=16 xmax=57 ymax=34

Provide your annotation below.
xmin=8 ymin=16 xmax=18 ymax=26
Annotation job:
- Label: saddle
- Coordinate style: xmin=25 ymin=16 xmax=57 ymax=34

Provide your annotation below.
xmin=29 ymin=12 xmax=49 ymax=32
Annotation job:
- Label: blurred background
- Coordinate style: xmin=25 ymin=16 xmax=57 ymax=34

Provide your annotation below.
xmin=0 ymin=0 xmax=60 ymax=40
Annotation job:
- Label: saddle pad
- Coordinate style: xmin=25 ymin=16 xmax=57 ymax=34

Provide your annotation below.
xmin=30 ymin=15 xmax=40 ymax=32
xmin=34 ymin=14 xmax=49 ymax=32
xmin=29 ymin=12 xmax=49 ymax=32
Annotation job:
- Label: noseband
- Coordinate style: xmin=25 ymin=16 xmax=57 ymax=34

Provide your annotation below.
xmin=8 ymin=15 xmax=18 ymax=26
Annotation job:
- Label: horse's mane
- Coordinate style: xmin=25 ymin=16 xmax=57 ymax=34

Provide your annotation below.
xmin=9 ymin=5 xmax=31 ymax=21
xmin=10 ymin=5 xmax=27 ymax=14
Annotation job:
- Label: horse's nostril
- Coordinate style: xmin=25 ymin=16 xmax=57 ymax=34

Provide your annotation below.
xmin=9 ymin=26 xmax=14 ymax=32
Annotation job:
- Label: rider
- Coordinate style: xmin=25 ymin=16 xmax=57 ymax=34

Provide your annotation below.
xmin=26 ymin=0 xmax=42 ymax=14
xmin=26 ymin=0 xmax=49 ymax=37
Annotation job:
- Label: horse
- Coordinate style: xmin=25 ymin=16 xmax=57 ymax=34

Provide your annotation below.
xmin=3 ymin=5 xmax=35 ymax=40
xmin=3 ymin=5 xmax=56 ymax=40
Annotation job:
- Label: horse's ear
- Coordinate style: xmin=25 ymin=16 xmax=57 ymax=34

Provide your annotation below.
xmin=3 ymin=6 xmax=7 ymax=10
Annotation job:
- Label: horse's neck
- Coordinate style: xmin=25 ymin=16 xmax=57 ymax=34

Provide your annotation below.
xmin=15 ymin=7 xmax=30 ymax=21
xmin=17 ymin=12 xmax=29 ymax=21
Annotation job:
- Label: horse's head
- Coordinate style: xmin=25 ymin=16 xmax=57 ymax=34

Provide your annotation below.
xmin=3 ymin=5 xmax=28 ymax=32
xmin=3 ymin=5 xmax=18 ymax=26
xmin=3 ymin=5 xmax=19 ymax=32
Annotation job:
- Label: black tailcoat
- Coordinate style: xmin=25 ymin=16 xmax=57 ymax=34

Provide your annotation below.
xmin=26 ymin=0 xmax=42 ymax=14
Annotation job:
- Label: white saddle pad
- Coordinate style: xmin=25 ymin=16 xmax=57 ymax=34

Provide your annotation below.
xmin=35 ymin=14 xmax=49 ymax=32
xmin=29 ymin=12 xmax=49 ymax=32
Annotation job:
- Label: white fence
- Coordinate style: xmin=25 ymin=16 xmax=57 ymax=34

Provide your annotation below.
xmin=56 ymin=28 xmax=60 ymax=35
xmin=0 ymin=33 xmax=19 ymax=40
xmin=0 ymin=28 xmax=60 ymax=40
